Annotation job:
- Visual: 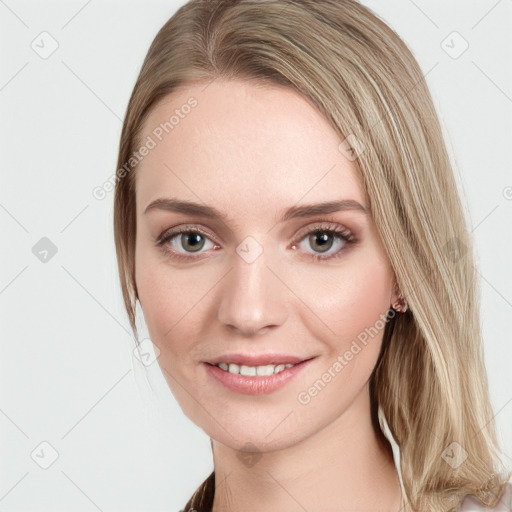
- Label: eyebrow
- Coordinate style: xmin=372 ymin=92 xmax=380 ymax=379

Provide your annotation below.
xmin=143 ymin=197 xmax=369 ymax=223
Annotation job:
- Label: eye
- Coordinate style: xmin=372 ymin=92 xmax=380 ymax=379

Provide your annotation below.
xmin=290 ymin=221 xmax=356 ymax=261
xmin=156 ymin=225 xmax=219 ymax=261
xmin=155 ymin=220 xmax=357 ymax=262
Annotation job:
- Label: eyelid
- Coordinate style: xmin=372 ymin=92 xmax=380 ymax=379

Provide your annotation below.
xmin=155 ymin=224 xmax=221 ymax=262
xmin=290 ymin=219 xmax=355 ymax=245
xmin=155 ymin=223 xmax=220 ymax=245
xmin=156 ymin=218 xmax=357 ymax=261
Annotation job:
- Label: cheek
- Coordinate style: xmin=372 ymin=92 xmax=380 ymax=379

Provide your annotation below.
xmin=135 ymin=245 xmax=183 ymax=347
xmin=286 ymin=258 xmax=393 ymax=426
xmin=135 ymin=257 xmax=205 ymax=418
xmin=286 ymin=252 xmax=393 ymax=349
xmin=134 ymin=245 xmax=219 ymax=360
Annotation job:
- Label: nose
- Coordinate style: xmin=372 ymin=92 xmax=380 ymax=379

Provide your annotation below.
xmin=216 ymin=244 xmax=289 ymax=337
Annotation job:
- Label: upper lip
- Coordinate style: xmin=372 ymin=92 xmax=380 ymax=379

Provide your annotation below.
xmin=206 ymin=354 xmax=315 ymax=366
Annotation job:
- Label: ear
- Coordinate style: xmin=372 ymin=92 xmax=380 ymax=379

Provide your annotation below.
xmin=390 ymin=280 xmax=400 ymax=307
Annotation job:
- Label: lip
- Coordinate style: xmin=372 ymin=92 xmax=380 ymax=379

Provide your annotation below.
xmin=203 ymin=357 xmax=316 ymax=395
xmin=206 ymin=353 xmax=310 ymax=366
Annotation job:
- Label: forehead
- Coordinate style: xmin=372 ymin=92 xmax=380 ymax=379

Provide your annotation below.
xmin=134 ymin=79 xmax=366 ymax=219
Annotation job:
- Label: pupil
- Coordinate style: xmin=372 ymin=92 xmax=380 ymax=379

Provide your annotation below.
xmin=182 ymin=233 xmax=204 ymax=252
xmin=310 ymin=232 xmax=332 ymax=253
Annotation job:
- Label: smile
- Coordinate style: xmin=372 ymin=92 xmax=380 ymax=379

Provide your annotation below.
xmin=204 ymin=357 xmax=315 ymax=395
xmin=216 ymin=362 xmax=295 ymax=376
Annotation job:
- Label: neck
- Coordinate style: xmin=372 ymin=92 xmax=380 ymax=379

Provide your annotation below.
xmin=210 ymin=387 xmax=403 ymax=512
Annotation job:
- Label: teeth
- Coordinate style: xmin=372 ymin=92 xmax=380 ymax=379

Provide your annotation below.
xmin=216 ymin=362 xmax=295 ymax=376
xmin=273 ymin=364 xmax=286 ymax=374
xmin=257 ymin=365 xmax=275 ymax=376
xmin=240 ymin=364 xmax=257 ymax=376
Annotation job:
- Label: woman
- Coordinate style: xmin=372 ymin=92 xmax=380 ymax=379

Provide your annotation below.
xmin=113 ymin=1 xmax=511 ymax=510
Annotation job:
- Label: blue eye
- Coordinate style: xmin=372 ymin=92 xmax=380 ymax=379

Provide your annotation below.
xmin=156 ymin=227 xmax=218 ymax=260
xmin=290 ymin=222 xmax=355 ymax=261
xmin=156 ymin=221 xmax=356 ymax=262
xmin=175 ymin=232 xmax=208 ymax=252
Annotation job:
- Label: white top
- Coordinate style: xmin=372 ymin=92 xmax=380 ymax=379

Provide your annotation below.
xmin=378 ymin=406 xmax=512 ymax=511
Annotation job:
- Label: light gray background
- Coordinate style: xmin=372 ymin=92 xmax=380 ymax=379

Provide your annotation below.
xmin=1 ymin=1 xmax=511 ymax=510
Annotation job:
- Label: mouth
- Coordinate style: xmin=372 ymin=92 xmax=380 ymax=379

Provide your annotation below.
xmin=205 ymin=353 xmax=314 ymax=375
xmin=212 ymin=362 xmax=296 ymax=377
xmin=203 ymin=356 xmax=316 ymax=395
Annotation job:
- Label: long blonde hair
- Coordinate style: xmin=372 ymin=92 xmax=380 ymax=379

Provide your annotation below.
xmin=113 ymin=1 xmax=511 ymax=510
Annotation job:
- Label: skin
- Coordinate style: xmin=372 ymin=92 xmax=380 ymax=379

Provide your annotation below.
xmin=134 ymin=78 xmax=403 ymax=511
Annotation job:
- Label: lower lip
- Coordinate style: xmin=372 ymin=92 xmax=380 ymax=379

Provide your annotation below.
xmin=203 ymin=359 xmax=314 ymax=395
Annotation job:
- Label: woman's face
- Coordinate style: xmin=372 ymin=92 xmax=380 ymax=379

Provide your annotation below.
xmin=134 ymin=79 xmax=398 ymax=451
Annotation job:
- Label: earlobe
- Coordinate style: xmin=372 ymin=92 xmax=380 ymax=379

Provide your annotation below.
xmin=390 ymin=282 xmax=408 ymax=313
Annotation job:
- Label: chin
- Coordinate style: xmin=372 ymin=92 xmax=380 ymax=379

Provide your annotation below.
xmin=184 ymin=400 xmax=318 ymax=454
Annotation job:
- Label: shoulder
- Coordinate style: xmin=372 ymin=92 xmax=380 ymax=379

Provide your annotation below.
xmin=458 ymin=479 xmax=512 ymax=511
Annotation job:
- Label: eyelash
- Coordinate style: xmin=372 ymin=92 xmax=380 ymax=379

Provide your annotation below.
xmin=155 ymin=219 xmax=357 ymax=263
